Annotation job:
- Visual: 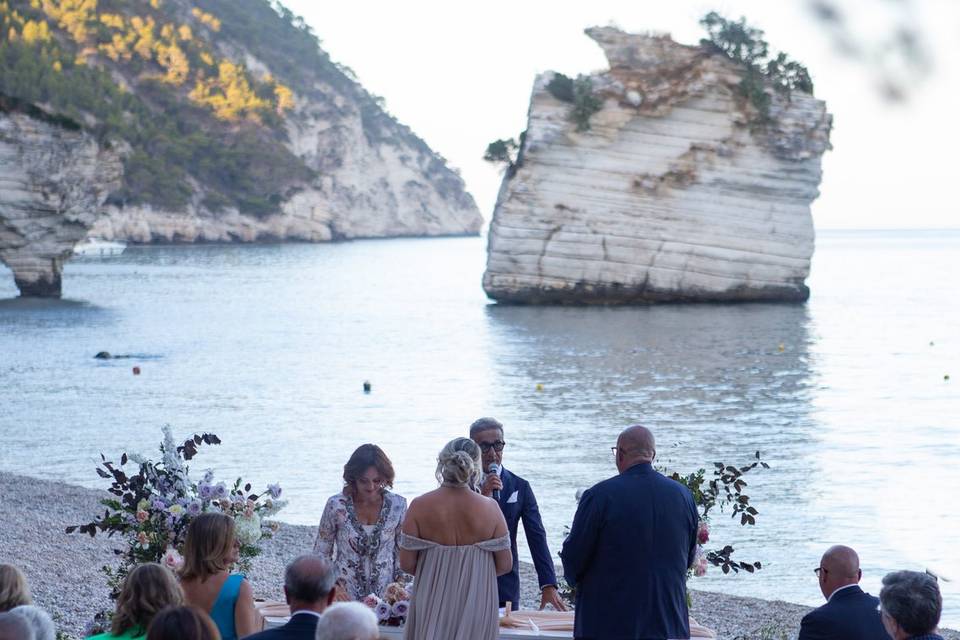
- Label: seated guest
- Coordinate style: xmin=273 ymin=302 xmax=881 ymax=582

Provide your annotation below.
xmin=147 ymin=606 xmax=221 ymax=640
xmin=879 ymin=571 xmax=944 ymax=640
xmin=245 ymin=556 xmax=337 ymax=640
xmin=7 ymin=605 xmax=55 ymax=640
xmin=314 ymin=444 xmax=407 ymax=601
xmin=798 ymin=545 xmax=891 ymax=640
xmin=0 ymin=611 xmax=35 ymax=640
xmin=313 ymin=603 xmax=378 ymax=640
xmin=0 ymin=564 xmax=31 ymax=612
xmin=180 ymin=513 xmax=259 ymax=639
xmin=89 ymin=563 xmax=183 ymax=639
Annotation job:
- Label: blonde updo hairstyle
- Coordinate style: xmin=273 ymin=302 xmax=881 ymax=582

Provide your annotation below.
xmin=436 ymin=437 xmax=482 ymax=488
xmin=0 ymin=564 xmax=31 ymax=612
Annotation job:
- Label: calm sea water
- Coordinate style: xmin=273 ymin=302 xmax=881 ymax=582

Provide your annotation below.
xmin=1 ymin=230 xmax=958 ymax=624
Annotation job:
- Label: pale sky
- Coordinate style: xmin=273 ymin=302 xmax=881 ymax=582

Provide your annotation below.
xmin=284 ymin=0 xmax=959 ymax=230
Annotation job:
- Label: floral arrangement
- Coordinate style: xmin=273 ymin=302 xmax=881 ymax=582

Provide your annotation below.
xmin=362 ymin=582 xmax=411 ymax=626
xmin=559 ymin=451 xmax=769 ymax=604
xmin=669 ymin=450 xmax=769 ymax=577
xmin=67 ymin=426 xmax=285 ymax=599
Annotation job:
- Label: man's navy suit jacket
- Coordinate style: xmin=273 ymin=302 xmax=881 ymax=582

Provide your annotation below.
xmin=495 ymin=466 xmax=558 ymax=607
xmin=798 ymin=585 xmax=891 ymax=640
xmin=560 ymin=462 xmax=698 ymax=640
xmin=244 ymin=612 xmax=319 ymax=640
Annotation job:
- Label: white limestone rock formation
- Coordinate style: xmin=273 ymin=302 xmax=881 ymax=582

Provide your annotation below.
xmin=483 ymin=27 xmax=832 ymax=304
xmin=0 ymin=106 xmax=122 ymax=297
xmin=89 ymin=82 xmax=481 ymax=244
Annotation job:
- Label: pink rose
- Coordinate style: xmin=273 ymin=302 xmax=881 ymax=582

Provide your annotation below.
xmin=697 ymin=521 xmax=709 ymax=544
xmin=362 ymin=594 xmax=381 ymax=608
xmin=694 ymin=560 xmax=707 ymax=577
xmin=136 ymin=510 xmax=149 ymax=523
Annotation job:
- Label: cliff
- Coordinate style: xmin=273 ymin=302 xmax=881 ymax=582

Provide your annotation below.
xmin=483 ymin=27 xmax=832 ymax=304
xmin=0 ymin=0 xmax=480 ymax=296
xmin=0 ymin=101 xmax=122 ymax=297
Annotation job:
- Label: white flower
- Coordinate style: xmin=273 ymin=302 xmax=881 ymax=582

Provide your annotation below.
xmin=234 ymin=512 xmax=262 ymax=546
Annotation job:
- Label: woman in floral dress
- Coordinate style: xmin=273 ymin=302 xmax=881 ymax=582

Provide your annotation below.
xmin=314 ymin=444 xmax=407 ymax=601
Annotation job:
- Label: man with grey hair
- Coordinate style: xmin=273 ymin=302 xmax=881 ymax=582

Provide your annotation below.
xmin=314 ymin=602 xmax=378 ymax=640
xmin=798 ymin=545 xmax=890 ymax=639
xmin=561 ymin=425 xmax=699 ymax=639
xmin=469 ymin=416 xmax=566 ymax=611
xmin=879 ymin=571 xmax=943 ymax=640
xmin=8 ymin=606 xmax=54 ymax=640
xmin=0 ymin=611 xmax=35 ymax=640
xmin=247 ymin=555 xmax=337 ymax=640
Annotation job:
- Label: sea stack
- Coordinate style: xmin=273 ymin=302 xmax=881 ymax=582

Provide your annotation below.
xmin=0 ymin=105 xmax=122 ymax=298
xmin=483 ymin=27 xmax=832 ymax=304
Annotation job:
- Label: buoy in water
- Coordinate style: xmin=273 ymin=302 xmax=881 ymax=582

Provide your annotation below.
xmin=777 ymin=344 xmax=785 ymax=352
xmin=132 ymin=366 xmax=141 ymax=375
xmin=363 ymin=380 xmax=372 ymax=393
xmin=946 ymin=374 xmax=951 ymax=381
xmin=535 ymin=383 xmax=544 ymax=392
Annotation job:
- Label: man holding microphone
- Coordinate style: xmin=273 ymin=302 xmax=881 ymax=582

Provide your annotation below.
xmin=469 ymin=417 xmax=568 ymax=611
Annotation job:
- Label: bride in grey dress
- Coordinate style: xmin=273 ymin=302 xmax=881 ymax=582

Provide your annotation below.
xmin=399 ymin=437 xmax=512 ymax=640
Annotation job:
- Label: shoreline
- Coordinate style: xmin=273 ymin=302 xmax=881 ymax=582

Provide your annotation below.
xmin=1 ymin=471 xmax=955 ymax=640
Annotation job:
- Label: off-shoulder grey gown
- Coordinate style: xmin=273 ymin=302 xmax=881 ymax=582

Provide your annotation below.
xmin=400 ymin=532 xmax=511 ymax=640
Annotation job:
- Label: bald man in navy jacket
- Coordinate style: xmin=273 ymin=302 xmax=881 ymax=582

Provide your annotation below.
xmin=798 ymin=546 xmax=891 ymax=640
xmin=561 ymin=425 xmax=698 ymax=640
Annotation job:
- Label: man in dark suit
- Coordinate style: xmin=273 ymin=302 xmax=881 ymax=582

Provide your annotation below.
xmin=470 ymin=417 xmax=567 ymax=611
xmin=561 ymin=425 xmax=698 ymax=640
xmin=246 ymin=555 xmax=337 ymax=640
xmin=799 ymin=545 xmax=891 ymax=640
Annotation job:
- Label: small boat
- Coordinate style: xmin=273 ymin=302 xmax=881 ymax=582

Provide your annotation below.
xmin=72 ymin=238 xmax=126 ymax=257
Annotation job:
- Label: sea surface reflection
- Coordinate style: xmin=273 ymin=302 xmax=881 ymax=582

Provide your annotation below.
xmin=0 ymin=231 xmax=957 ymax=623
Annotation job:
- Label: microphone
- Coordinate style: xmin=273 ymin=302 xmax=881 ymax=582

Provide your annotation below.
xmin=488 ymin=463 xmax=501 ymax=501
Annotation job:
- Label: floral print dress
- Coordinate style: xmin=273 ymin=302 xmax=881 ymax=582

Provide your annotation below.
xmin=313 ymin=491 xmax=407 ymax=600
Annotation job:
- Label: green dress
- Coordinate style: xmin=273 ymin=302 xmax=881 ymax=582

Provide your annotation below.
xmin=87 ymin=627 xmax=146 ymax=639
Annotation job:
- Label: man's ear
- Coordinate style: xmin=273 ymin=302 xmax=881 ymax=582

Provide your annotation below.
xmin=283 ymin=586 xmax=291 ymax=606
xmin=857 ymin=568 xmax=862 ymax=582
xmin=326 ymin=588 xmax=337 ymax=606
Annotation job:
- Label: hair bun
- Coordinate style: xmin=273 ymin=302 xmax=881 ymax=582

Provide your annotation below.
xmin=436 ymin=438 xmax=481 ymax=487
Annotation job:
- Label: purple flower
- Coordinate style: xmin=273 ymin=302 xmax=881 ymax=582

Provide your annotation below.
xmin=187 ymin=500 xmax=202 ymax=516
xmin=374 ymin=602 xmax=391 ymax=621
xmin=198 ymin=483 xmax=214 ymax=500
xmin=391 ymin=601 xmax=409 ymax=618
xmin=267 ymin=483 xmax=282 ymax=499
xmin=214 ymin=483 xmax=228 ymax=499
xmin=203 ymin=469 xmax=215 ymax=483
xmin=152 ymin=499 xmax=167 ymax=511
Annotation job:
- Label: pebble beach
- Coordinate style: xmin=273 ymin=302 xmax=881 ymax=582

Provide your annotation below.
xmin=1 ymin=471 xmax=955 ymax=640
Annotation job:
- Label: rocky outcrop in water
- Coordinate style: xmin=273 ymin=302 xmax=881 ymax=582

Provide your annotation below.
xmin=483 ymin=27 xmax=832 ymax=304
xmin=0 ymin=104 xmax=122 ymax=297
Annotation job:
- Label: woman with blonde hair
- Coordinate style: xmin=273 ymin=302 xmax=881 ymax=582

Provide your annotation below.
xmin=399 ymin=437 xmax=512 ymax=640
xmin=146 ymin=606 xmax=221 ymax=640
xmin=88 ymin=563 xmax=183 ymax=639
xmin=314 ymin=444 xmax=407 ymax=601
xmin=179 ymin=513 xmax=258 ymax=639
xmin=0 ymin=564 xmax=31 ymax=612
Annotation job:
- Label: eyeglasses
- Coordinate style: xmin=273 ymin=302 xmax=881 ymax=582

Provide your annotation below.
xmin=814 ymin=567 xmax=828 ymax=577
xmin=478 ymin=441 xmax=505 ymax=453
